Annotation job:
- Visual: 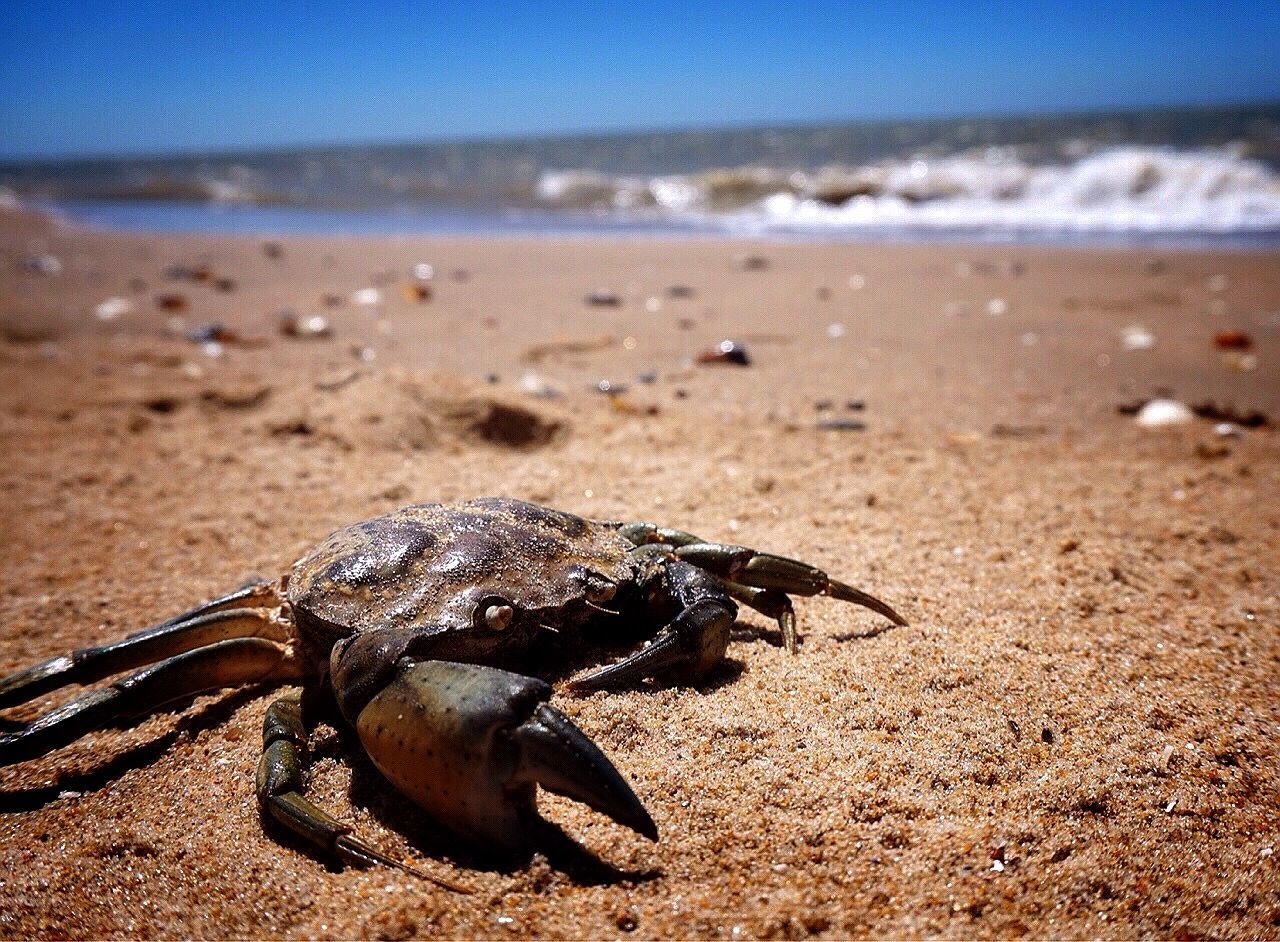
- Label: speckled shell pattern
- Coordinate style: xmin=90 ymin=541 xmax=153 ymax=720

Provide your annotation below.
xmin=286 ymin=498 xmax=640 ymax=666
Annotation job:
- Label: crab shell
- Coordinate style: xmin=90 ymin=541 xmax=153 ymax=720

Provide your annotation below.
xmin=286 ymin=497 xmax=644 ymax=672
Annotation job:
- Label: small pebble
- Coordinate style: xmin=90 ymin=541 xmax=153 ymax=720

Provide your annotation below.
xmin=279 ymin=313 xmax=332 ymax=339
xmin=816 ymin=418 xmax=866 ymax=432
xmin=94 ymin=297 xmax=131 ymax=321
xmin=1213 ymin=330 xmax=1253 ymax=351
xmin=734 ymin=253 xmax=769 ymax=271
xmin=696 ymin=339 xmax=751 ymax=366
xmin=585 ymin=289 xmax=622 ymax=307
xmin=400 ymin=281 xmax=431 ymax=303
xmin=352 ymin=287 xmax=382 ymax=306
xmin=1121 ymin=325 xmax=1156 ymax=350
xmin=1135 ymin=399 xmax=1194 ymax=428
xmin=519 ymin=372 xmax=562 ymax=399
xmin=1221 ymin=352 xmax=1258 ymax=372
xmin=21 ymin=253 xmax=63 ymax=275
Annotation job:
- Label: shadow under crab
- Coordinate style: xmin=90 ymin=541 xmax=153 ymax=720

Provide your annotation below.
xmin=0 ymin=497 xmax=905 ymax=882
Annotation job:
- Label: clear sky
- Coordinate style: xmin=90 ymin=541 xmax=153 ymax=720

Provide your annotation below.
xmin=1 ymin=0 xmax=1276 ymax=159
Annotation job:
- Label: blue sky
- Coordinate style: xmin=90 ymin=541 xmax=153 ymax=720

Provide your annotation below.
xmin=0 ymin=0 xmax=1276 ymax=158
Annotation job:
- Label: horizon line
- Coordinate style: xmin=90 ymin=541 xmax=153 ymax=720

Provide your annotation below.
xmin=3 ymin=97 xmax=1277 ymax=167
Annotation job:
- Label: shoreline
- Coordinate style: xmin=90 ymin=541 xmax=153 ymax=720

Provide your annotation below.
xmin=31 ymin=197 xmax=1280 ymax=252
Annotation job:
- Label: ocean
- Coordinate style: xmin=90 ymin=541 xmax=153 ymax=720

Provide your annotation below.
xmin=4 ymin=104 xmax=1279 ymax=246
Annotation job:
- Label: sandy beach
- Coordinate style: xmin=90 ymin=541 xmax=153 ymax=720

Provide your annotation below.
xmin=0 ymin=208 xmax=1277 ymax=938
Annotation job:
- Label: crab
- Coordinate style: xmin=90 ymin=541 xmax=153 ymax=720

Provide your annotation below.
xmin=0 ymin=497 xmax=904 ymax=879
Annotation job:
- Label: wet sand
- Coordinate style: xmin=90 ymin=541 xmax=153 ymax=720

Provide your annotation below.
xmin=0 ymin=209 xmax=1277 ymax=939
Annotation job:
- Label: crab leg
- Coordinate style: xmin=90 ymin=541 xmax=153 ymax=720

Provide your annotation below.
xmin=674 ymin=543 xmax=906 ymax=626
xmin=615 ymin=523 xmax=905 ymax=649
xmin=0 ymin=582 xmax=281 ymax=711
xmin=570 ymin=561 xmax=736 ymax=692
xmin=256 ymin=691 xmax=469 ymax=891
xmin=0 ymin=638 xmax=301 ymax=766
xmin=717 ymin=581 xmax=799 ymax=653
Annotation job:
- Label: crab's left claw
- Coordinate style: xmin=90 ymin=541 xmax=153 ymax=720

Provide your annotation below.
xmin=354 ymin=659 xmax=656 ymax=854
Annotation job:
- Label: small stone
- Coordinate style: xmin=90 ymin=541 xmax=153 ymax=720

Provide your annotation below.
xmin=734 ymin=253 xmax=769 ymax=271
xmin=816 ymin=418 xmax=866 ymax=432
xmin=1220 ymin=352 xmax=1258 ymax=372
xmin=21 ymin=253 xmax=63 ymax=275
xmin=1135 ymin=399 xmax=1194 ymax=428
xmin=519 ymin=371 xmax=562 ymax=399
xmin=187 ymin=322 xmax=237 ymax=344
xmin=584 ymin=288 xmax=621 ymax=307
xmin=400 ymin=281 xmax=431 ymax=302
xmin=1121 ymin=325 xmax=1156 ymax=350
xmin=1213 ymin=330 xmax=1253 ymax=351
xmin=413 ymin=262 xmax=435 ymax=280
xmin=94 ymin=297 xmax=131 ymax=321
xmin=696 ymin=339 xmax=751 ymax=366
xmin=352 ymin=287 xmax=382 ymax=306
xmin=987 ymin=298 xmax=1008 ymax=316
xmin=826 ymin=322 xmax=846 ymax=339
xmin=279 ymin=313 xmax=332 ymax=339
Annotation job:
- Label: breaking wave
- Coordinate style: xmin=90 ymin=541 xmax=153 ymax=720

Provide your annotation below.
xmin=535 ymin=147 xmax=1280 ymax=235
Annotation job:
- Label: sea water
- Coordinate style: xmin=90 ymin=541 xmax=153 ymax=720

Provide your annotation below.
xmin=5 ymin=104 xmax=1278 ymax=247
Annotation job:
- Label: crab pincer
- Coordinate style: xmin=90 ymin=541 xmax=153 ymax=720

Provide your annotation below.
xmin=349 ymin=660 xmax=657 ymax=851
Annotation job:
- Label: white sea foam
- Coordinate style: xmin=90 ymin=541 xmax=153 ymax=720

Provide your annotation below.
xmin=535 ymin=147 xmax=1280 ymax=235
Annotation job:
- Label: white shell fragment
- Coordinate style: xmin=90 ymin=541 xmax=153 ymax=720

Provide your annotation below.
xmin=519 ymin=371 xmax=562 ymax=399
xmin=352 ymin=287 xmax=382 ymax=306
xmin=94 ymin=297 xmax=132 ymax=320
xmin=1120 ymin=325 xmax=1156 ymax=350
xmin=1135 ymin=399 xmax=1194 ymax=427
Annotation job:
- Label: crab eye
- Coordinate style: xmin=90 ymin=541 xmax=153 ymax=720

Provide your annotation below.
xmin=482 ymin=602 xmax=514 ymax=632
xmin=587 ymin=581 xmax=616 ymax=603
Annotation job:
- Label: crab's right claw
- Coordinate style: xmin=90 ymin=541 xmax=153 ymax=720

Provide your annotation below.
xmin=354 ymin=660 xmax=656 ymax=854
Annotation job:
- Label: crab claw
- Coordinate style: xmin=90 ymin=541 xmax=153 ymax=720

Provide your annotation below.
xmin=354 ymin=659 xmax=656 ymax=853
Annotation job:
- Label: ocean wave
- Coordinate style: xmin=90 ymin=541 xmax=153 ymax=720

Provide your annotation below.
xmin=535 ymin=147 xmax=1280 ymax=234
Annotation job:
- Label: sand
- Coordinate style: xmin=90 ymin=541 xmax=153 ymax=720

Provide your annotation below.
xmin=0 ymin=208 xmax=1277 ymax=939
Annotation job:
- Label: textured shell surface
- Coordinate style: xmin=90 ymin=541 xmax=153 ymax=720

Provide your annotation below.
xmin=288 ymin=498 xmax=634 ymax=642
